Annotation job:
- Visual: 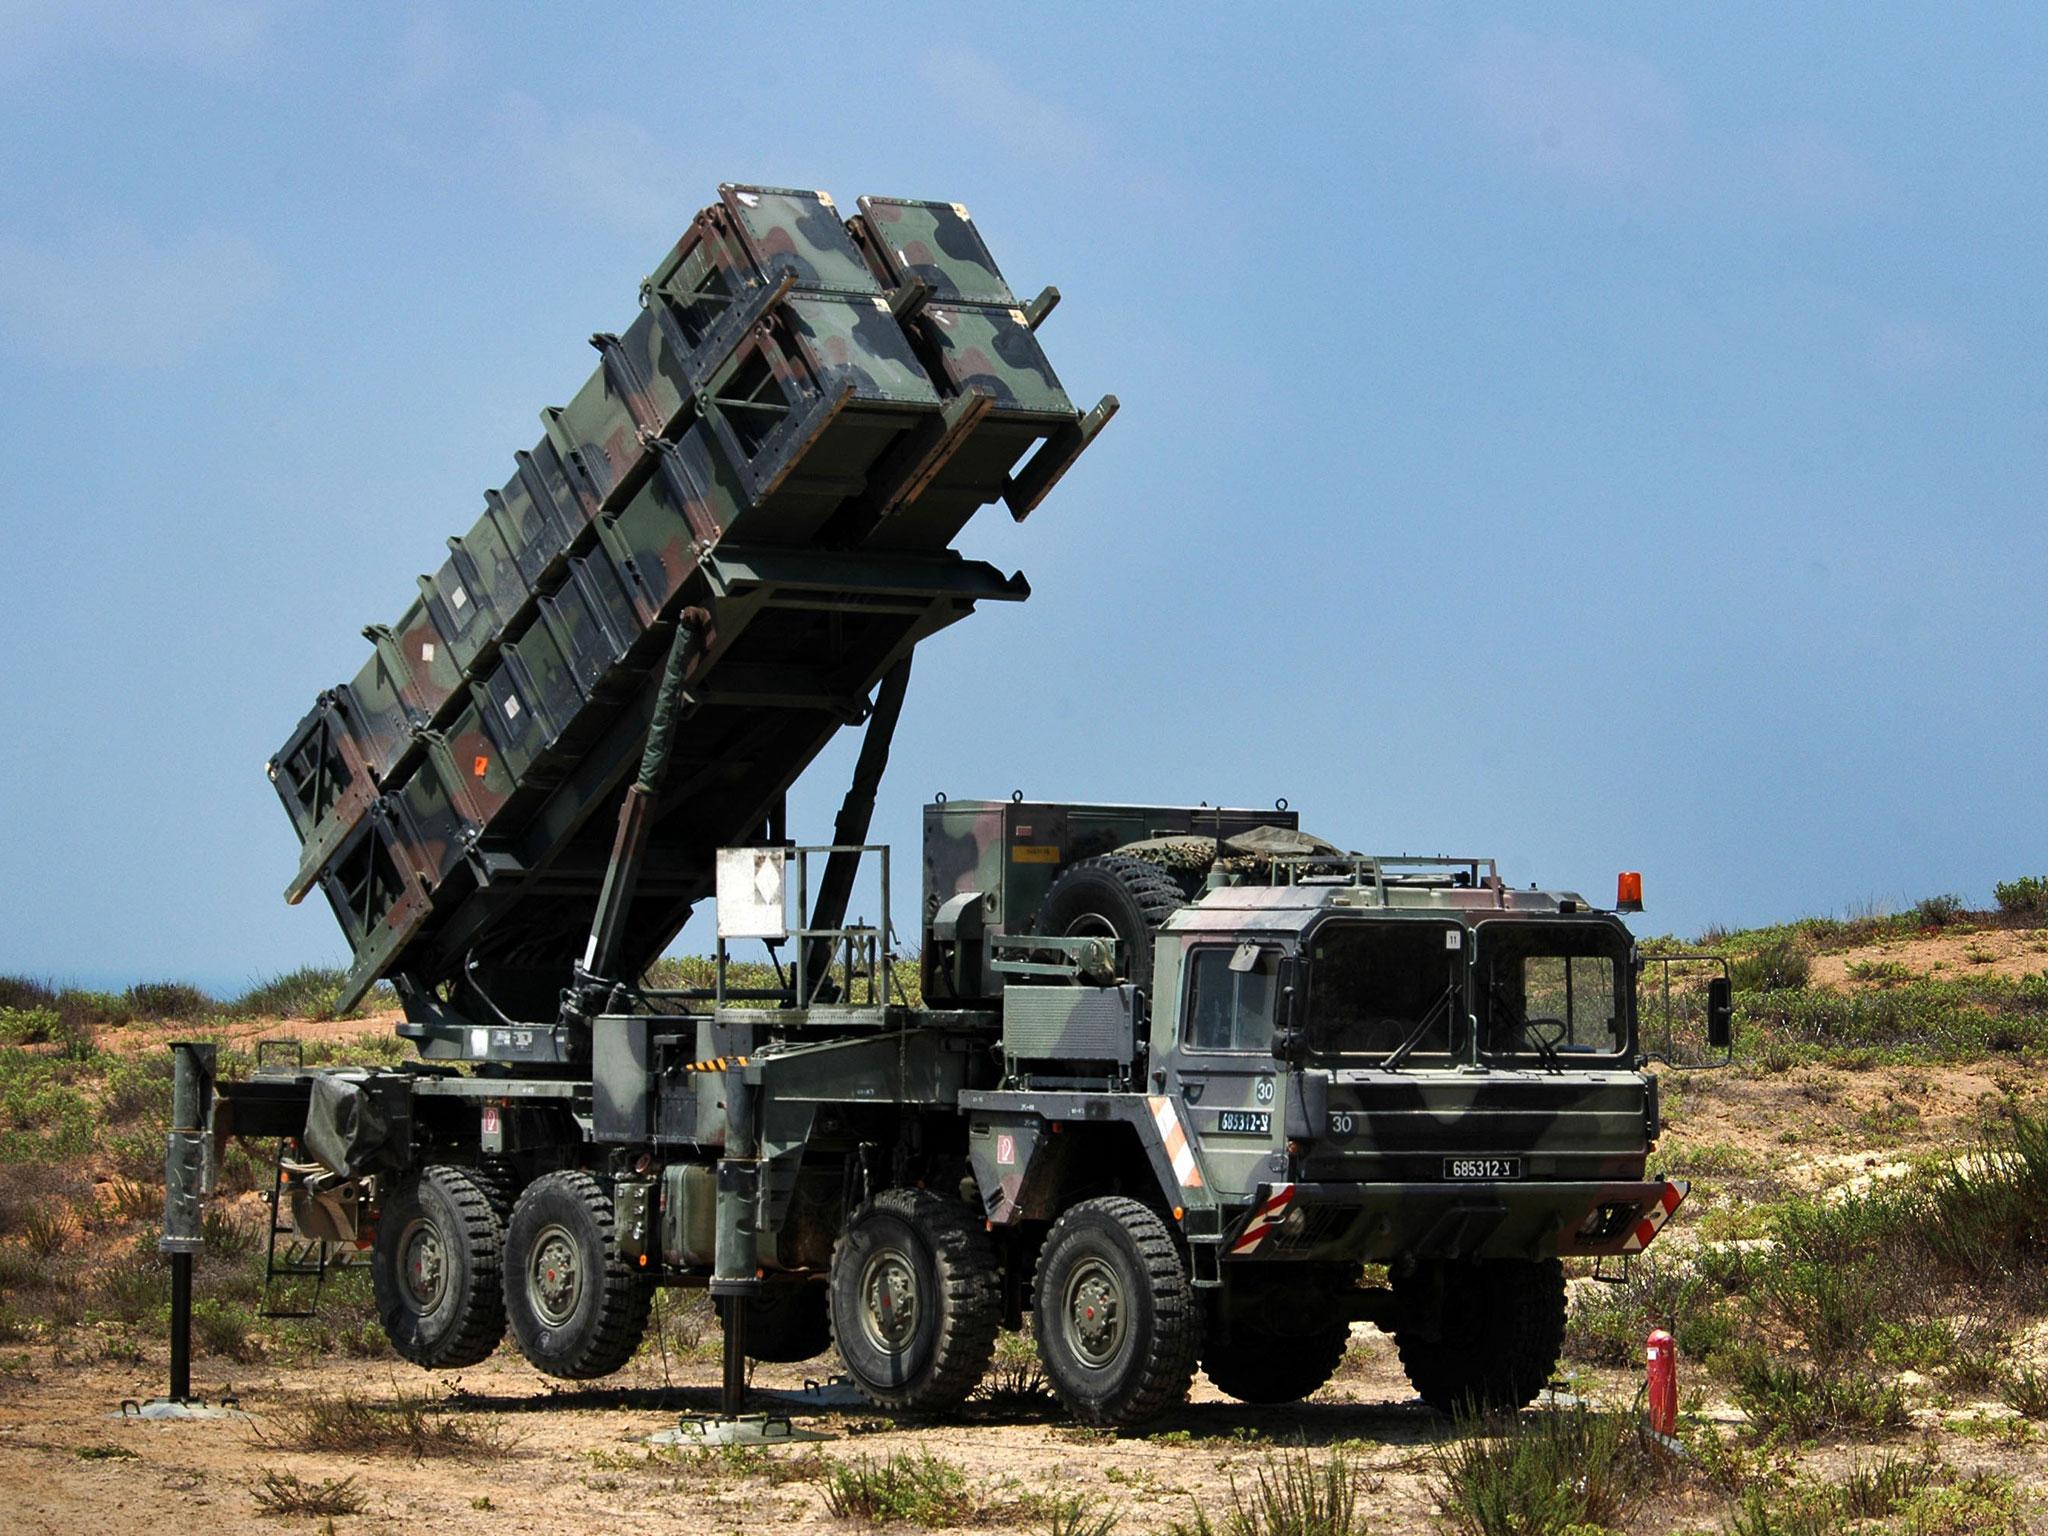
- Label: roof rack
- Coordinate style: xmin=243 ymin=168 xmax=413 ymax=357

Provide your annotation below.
xmin=1268 ymin=853 xmax=1505 ymax=908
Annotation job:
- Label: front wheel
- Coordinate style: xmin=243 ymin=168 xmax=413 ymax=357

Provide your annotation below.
xmin=828 ymin=1188 xmax=1000 ymax=1412
xmin=1391 ymin=1257 xmax=1566 ymax=1413
xmin=502 ymin=1170 xmax=652 ymax=1380
xmin=1033 ymin=1196 xmax=1199 ymax=1427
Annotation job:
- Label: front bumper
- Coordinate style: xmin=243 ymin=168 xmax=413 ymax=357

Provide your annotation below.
xmin=1223 ymin=1177 xmax=1688 ymax=1262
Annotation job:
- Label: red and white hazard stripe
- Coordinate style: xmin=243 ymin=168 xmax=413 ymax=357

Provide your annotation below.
xmin=1622 ymin=1179 xmax=1689 ymax=1252
xmin=1229 ymin=1184 xmax=1296 ymax=1256
xmin=1147 ymin=1096 xmax=1205 ymax=1191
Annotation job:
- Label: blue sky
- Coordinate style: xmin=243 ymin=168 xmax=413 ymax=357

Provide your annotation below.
xmin=1 ymin=3 xmax=2042 ymax=991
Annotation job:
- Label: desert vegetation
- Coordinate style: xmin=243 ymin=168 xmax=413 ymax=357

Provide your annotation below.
xmin=4 ymin=891 xmax=2048 ymax=1532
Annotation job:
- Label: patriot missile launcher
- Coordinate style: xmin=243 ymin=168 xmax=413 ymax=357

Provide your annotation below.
xmin=268 ymin=185 xmax=1111 ymax=1028
xmin=171 ymin=183 xmax=1720 ymax=1433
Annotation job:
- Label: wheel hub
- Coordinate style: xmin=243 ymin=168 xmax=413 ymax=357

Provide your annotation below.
xmin=1063 ymin=1257 xmax=1126 ymax=1367
xmin=529 ymin=1224 xmax=583 ymax=1327
xmin=859 ymin=1251 xmax=920 ymax=1354
xmin=399 ymin=1219 xmax=446 ymax=1311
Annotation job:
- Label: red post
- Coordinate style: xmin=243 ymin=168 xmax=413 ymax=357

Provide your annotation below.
xmin=1646 ymin=1329 xmax=1677 ymax=1436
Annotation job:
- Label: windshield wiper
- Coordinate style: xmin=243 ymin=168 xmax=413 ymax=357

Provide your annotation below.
xmin=1382 ymin=983 xmax=1458 ymax=1070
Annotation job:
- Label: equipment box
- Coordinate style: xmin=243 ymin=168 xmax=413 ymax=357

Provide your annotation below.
xmin=923 ymin=799 xmax=1302 ymax=934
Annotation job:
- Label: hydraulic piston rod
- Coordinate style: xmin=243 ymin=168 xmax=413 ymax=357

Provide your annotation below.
xmin=579 ymin=607 xmax=712 ymax=993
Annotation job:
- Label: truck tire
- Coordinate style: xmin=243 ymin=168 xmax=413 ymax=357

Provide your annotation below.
xmin=829 ymin=1188 xmax=1001 ymax=1412
xmin=503 ymin=1170 xmax=653 ymax=1380
xmin=1032 ymin=1196 xmax=1198 ymax=1427
xmin=372 ymin=1164 xmax=509 ymax=1368
xmin=1037 ymin=856 xmax=1186 ymax=993
xmin=1202 ymin=1319 xmax=1352 ymax=1405
xmin=720 ymin=1285 xmax=833 ymax=1363
xmin=1392 ymin=1257 xmax=1566 ymax=1414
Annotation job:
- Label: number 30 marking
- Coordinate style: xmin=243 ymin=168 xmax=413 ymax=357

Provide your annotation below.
xmin=1330 ymin=1112 xmax=1355 ymax=1135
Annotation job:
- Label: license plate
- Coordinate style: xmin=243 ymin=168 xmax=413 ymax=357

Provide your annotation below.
xmin=1217 ymin=1110 xmax=1271 ymax=1135
xmin=1444 ymin=1157 xmax=1521 ymax=1180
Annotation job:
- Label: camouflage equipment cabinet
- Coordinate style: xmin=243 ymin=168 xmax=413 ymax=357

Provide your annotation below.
xmin=195 ymin=183 xmax=1717 ymax=1430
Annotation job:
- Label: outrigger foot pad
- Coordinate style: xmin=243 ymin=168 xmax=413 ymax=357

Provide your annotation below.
xmin=114 ymin=1394 xmax=246 ymax=1422
xmin=650 ymin=1413 xmax=834 ymax=1447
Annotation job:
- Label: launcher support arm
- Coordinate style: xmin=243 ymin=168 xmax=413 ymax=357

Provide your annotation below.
xmin=800 ymin=656 xmax=913 ymax=1002
xmin=578 ymin=608 xmax=712 ymax=994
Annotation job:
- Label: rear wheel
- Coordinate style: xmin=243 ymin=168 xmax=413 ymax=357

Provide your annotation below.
xmin=1392 ymin=1257 xmax=1566 ymax=1413
xmin=1032 ymin=1196 xmax=1198 ymax=1427
xmin=1036 ymin=856 xmax=1186 ymax=993
xmin=829 ymin=1188 xmax=1001 ymax=1412
xmin=503 ymin=1170 xmax=652 ymax=1380
xmin=720 ymin=1284 xmax=833 ymax=1363
xmin=372 ymin=1164 xmax=508 ymax=1368
xmin=1202 ymin=1317 xmax=1352 ymax=1405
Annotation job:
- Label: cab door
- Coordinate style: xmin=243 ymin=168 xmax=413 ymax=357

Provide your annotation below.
xmin=1167 ymin=941 xmax=1287 ymax=1197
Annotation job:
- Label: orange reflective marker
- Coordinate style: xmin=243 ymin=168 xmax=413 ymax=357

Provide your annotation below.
xmin=473 ymin=755 xmax=490 ymax=778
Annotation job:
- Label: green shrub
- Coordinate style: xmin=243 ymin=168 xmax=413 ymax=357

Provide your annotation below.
xmin=1564 ymin=1253 xmax=1728 ymax=1368
xmin=123 ymin=981 xmax=215 ymax=1020
xmin=1843 ymin=957 xmax=1914 ymax=985
xmin=0 ymin=977 xmax=57 ymax=1011
xmin=201 ymin=1204 xmax=259 ymax=1261
xmin=232 ymin=966 xmax=361 ymax=1020
xmin=0 ymin=1007 xmax=59 ymax=1045
xmin=193 ymin=1298 xmax=261 ymax=1361
xmin=1731 ymin=940 xmax=1809 ymax=993
xmin=1911 ymin=894 xmax=1967 ymax=929
xmin=1728 ymin=1484 xmax=1853 ymax=1536
xmin=1731 ymin=1356 xmax=1908 ymax=1438
xmin=1046 ymin=1497 xmax=1121 ymax=1536
xmin=824 ymin=1453 xmax=974 ymax=1527
xmin=1429 ymin=1405 xmax=1647 ymax=1536
xmin=1837 ymin=1452 xmax=1937 ymax=1518
xmin=1172 ymin=1447 xmax=1369 ymax=1536
xmin=1999 ymin=1366 xmax=2048 ymax=1419
xmin=1913 ymin=1106 xmax=2048 ymax=1278
xmin=1994 ymin=876 xmax=2048 ymax=918
xmin=1737 ymin=974 xmax=2048 ymax=1061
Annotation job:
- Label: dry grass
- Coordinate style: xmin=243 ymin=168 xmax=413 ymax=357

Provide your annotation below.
xmin=250 ymin=1468 xmax=369 ymax=1516
xmin=256 ymin=1386 xmax=516 ymax=1461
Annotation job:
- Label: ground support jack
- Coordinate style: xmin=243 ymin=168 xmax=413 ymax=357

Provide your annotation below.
xmin=114 ymin=1244 xmax=246 ymax=1420
xmin=121 ymin=1045 xmax=246 ymax=1423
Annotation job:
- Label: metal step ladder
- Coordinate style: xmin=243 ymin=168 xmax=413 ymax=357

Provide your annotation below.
xmin=254 ymin=1039 xmax=347 ymax=1319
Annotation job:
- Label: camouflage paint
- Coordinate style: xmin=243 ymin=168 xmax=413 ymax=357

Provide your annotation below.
xmin=857 ymin=197 xmax=1016 ymax=305
xmin=270 ymin=183 xmax=1114 ymax=1014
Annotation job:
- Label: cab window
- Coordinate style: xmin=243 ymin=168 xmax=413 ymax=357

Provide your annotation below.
xmin=1479 ymin=923 xmax=1628 ymax=1057
xmin=1183 ymin=944 xmax=1280 ymax=1054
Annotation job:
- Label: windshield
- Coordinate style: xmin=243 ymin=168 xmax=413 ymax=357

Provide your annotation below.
xmin=1304 ymin=921 xmax=1464 ymax=1059
xmin=1478 ymin=922 xmax=1629 ymax=1059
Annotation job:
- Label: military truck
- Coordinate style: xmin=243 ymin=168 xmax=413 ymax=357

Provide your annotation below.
xmin=176 ymin=184 xmax=1719 ymax=1429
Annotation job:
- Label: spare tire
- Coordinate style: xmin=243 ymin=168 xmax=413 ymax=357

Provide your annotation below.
xmin=1036 ymin=855 xmax=1186 ymax=994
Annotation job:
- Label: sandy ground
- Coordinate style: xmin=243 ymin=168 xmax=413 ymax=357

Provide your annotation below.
xmin=0 ymin=1333 xmax=1576 ymax=1536
xmin=1809 ymin=925 xmax=2048 ymax=990
xmin=92 ymin=1011 xmax=408 ymax=1056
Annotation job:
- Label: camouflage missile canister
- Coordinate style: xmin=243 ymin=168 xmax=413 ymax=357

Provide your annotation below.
xmin=268 ymin=185 xmax=1115 ymax=1015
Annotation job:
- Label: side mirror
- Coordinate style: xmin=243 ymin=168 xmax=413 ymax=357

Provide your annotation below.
xmin=1272 ymin=955 xmax=1308 ymax=1064
xmin=1706 ymin=976 xmax=1733 ymax=1051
